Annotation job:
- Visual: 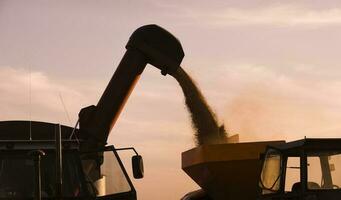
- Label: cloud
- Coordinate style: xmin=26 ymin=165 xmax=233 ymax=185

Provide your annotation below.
xmin=0 ymin=66 xmax=89 ymax=124
xmin=188 ymin=5 xmax=341 ymax=27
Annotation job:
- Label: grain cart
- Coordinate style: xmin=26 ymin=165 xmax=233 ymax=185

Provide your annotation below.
xmin=182 ymin=138 xmax=341 ymax=200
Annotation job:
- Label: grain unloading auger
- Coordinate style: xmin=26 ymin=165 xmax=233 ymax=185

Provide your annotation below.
xmin=79 ymin=24 xmax=184 ymax=152
xmin=78 ymin=24 xmax=184 ymax=189
xmin=0 ymin=24 xmax=184 ymax=200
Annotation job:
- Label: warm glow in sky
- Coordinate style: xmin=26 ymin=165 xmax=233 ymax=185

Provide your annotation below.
xmin=2 ymin=0 xmax=341 ymax=199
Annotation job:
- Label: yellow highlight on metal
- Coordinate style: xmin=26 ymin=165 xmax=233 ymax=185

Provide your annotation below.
xmin=182 ymin=141 xmax=284 ymax=200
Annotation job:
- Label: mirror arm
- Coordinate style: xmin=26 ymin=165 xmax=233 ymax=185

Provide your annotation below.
xmin=111 ymin=146 xmax=139 ymax=156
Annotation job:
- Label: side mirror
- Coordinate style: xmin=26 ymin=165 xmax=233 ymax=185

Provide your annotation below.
xmin=132 ymin=155 xmax=144 ymax=179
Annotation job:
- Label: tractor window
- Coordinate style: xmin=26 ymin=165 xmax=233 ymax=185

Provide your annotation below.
xmin=0 ymin=156 xmax=35 ymax=198
xmin=98 ymin=150 xmax=131 ymax=196
xmin=307 ymin=152 xmax=341 ymax=190
xmin=0 ymin=151 xmax=88 ymax=198
xmin=81 ymin=149 xmax=132 ymax=197
xmin=285 ymin=157 xmax=300 ymax=192
xmin=260 ymin=149 xmax=282 ymax=194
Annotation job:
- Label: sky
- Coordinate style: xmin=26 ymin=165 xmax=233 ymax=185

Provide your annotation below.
xmin=2 ymin=0 xmax=341 ymax=199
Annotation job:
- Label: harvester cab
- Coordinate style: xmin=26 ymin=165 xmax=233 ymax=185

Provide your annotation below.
xmin=259 ymin=138 xmax=341 ymax=200
xmin=0 ymin=121 xmax=139 ymax=199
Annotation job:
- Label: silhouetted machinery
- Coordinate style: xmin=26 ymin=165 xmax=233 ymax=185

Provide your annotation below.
xmin=182 ymin=138 xmax=341 ymax=200
xmin=0 ymin=24 xmax=184 ymax=199
xmin=2 ymin=24 xmax=341 ymax=200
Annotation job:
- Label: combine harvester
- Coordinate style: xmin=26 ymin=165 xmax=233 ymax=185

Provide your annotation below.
xmin=0 ymin=25 xmax=184 ymax=199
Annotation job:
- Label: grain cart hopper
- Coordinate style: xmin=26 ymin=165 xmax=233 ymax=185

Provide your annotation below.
xmin=0 ymin=24 xmax=184 ymax=199
xmin=182 ymin=138 xmax=341 ymax=200
xmin=182 ymin=141 xmax=284 ymax=200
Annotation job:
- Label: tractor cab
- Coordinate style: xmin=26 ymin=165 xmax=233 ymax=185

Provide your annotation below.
xmin=259 ymin=138 xmax=341 ymax=200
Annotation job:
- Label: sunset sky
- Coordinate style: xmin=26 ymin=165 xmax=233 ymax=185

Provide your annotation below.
xmin=2 ymin=0 xmax=341 ymax=199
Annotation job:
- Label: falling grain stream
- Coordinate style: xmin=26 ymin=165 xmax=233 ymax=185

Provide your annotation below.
xmin=172 ymin=67 xmax=227 ymax=145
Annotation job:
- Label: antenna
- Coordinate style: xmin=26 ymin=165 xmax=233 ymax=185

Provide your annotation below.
xmin=29 ymin=66 xmax=32 ymax=140
xmin=58 ymin=92 xmax=72 ymax=126
xmin=69 ymin=119 xmax=80 ymax=143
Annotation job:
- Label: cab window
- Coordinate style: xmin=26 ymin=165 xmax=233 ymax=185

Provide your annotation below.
xmin=307 ymin=152 xmax=341 ymax=190
xmin=285 ymin=157 xmax=300 ymax=192
xmin=260 ymin=149 xmax=282 ymax=194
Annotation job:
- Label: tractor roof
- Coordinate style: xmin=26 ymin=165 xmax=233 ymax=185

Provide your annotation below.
xmin=0 ymin=121 xmax=79 ymax=140
xmin=271 ymin=138 xmax=341 ymax=155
